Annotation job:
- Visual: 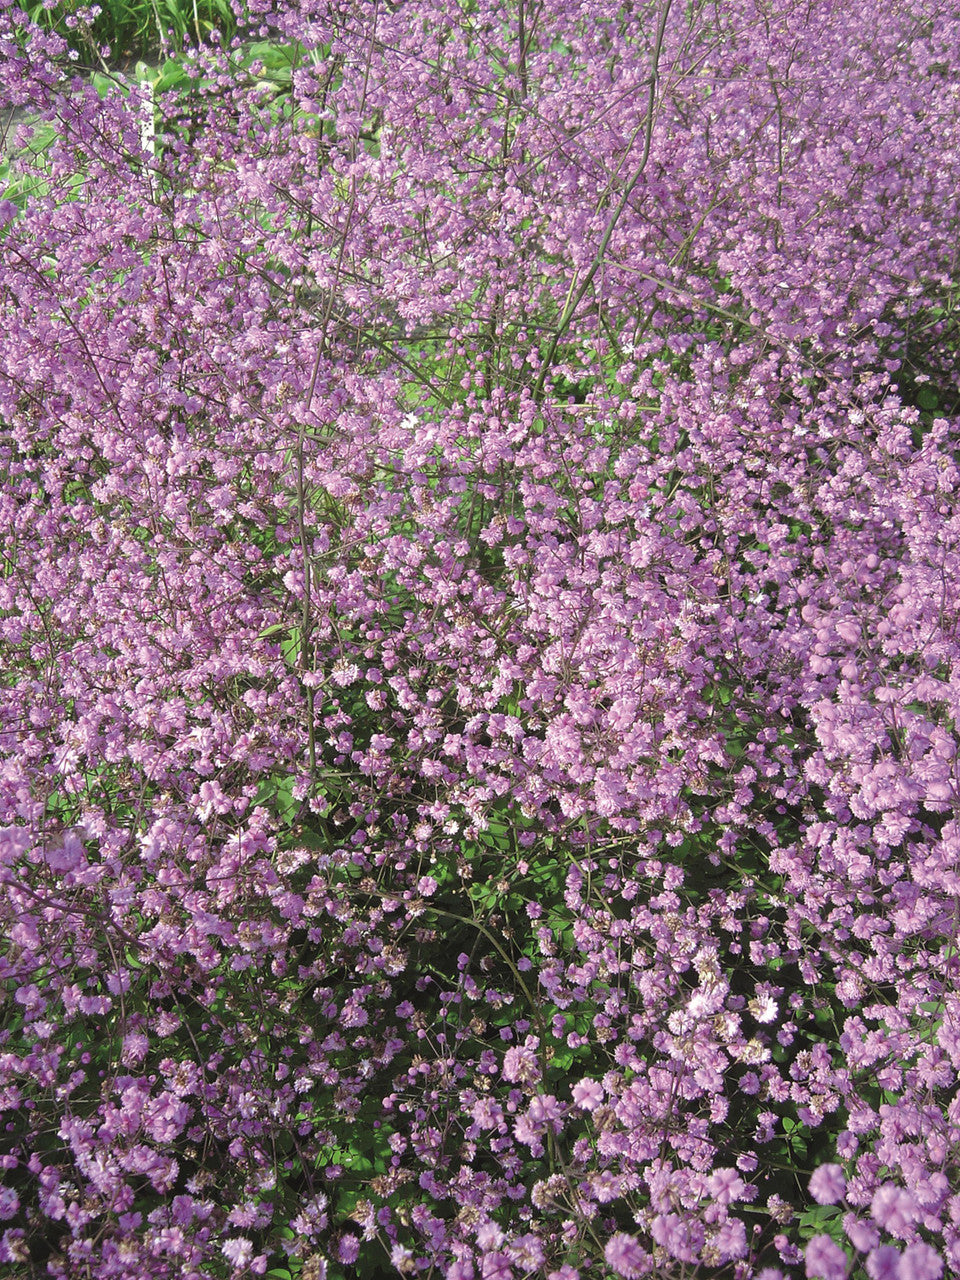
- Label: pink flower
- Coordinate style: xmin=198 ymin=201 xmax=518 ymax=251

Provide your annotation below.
xmin=143 ymin=1092 xmax=190 ymax=1143
xmin=708 ymin=1167 xmax=746 ymax=1206
xmin=571 ymin=1078 xmax=604 ymax=1111
xmin=712 ymin=1220 xmax=748 ymax=1261
xmin=120 ymin=1032 xmax=149 ymax=1067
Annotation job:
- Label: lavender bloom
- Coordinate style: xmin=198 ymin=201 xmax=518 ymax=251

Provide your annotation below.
xmin=604 ymin=1233 xmax=649 ymax=1279
xmin=810 ymin=1164 xmax=847 ymax=1206
xmin=805 ymin=1235 xmax=849 ymax=1280
xmin=0 ymin=0 xmax=957 ymax=1276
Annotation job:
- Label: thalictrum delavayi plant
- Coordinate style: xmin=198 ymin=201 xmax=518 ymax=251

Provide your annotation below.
xmin=0 ymin=0 xmax=959 ymax=1277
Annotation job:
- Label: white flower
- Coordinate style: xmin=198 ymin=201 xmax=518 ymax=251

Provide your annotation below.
xmin=330 ymin=660 xmax=360 ymax=687
xmin=748 ymin=994 xmax=779 ymax=1024
xmin=221 ymin=1237 xmax=253 ymax=1268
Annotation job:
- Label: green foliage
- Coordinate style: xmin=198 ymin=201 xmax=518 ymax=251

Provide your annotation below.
xmin=797 ymin=1203 xmax=847 ymax=1252
xmin=22 ymin=0 xmax=238 ymax=64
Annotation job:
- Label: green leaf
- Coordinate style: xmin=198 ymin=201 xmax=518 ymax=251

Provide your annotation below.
xmin=91 ymin=70 xmax=121 ymax=98
xmin=797 ymin=1203 xmax=845 ymax=1248
xmin=918 ymin=386 xmax=939 ymax=411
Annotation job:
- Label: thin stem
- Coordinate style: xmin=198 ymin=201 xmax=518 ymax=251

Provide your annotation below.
xmin=533 ymin=0 xmax=675 ymax=404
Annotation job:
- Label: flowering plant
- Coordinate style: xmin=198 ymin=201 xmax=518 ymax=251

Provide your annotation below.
xmin=1 ymin=0 xmax=959 ymax=1276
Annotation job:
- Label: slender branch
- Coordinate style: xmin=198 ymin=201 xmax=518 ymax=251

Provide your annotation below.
xmin=533 ymin=0 xmax=675 ymax=404
xmin=298 ymin=176 xmax=359 ymax=782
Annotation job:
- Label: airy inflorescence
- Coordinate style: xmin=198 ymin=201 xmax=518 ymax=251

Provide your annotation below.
xmin=0 ymin=0 xmax=959 ymax=1276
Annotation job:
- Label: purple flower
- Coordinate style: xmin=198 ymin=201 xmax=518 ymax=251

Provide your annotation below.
xmin=43 ymin=831 xmax=86 ymax=873
xmin=508 ymin=1234 xmax=545 ymax=1269
xmin=0 ymin=827 xmax=30 ymax=867
xmin=501 ymin=1043 xmax=539 ymax=1085
xmin=337 ymin=1235 xmax=361 ymax=1265
xmin=810 ymin=1164 xmax=847 ymax=1206
xmin=604 ymin=1232 xmax=650 ymax=1278
xmin=651 ymin=1214 xmax=704 ymax=1264
xmin=843 ymin=1216 xmax=878 ymax=1253
xmin=3 ymin=1 xmax=960 ymax=1276
xmin=120 ymin=1032 xmax=149 ymax=1067
xmin=866 ymin=1246 xmax=902 ymax=1280
xmin=171 ymin=1192 xmax=195 ymax=1223
xmin=143 ymin=1091 xmax=191 ymax=1142
xmin=13 ymin=983 xmax=43 ymax=1015
xmin=805 ymin=1234 xmax=848 ymax=1280
xmin=480 ymin=1251 xmax=513 ymax=1280
xmin=897 ymin=1244 xmax=943 ymax=1280
xmin=870 ymin=1185 xmax=918 ymax=1239
xmin=221 ymin=1237 xmax=254 ymax=1268
xmin=526 ymin=1094 xmax=562 ymax=1126
xmin=476 ymin=1223 xmax=505 ymax=1251
xmin=391 ymin=1245 xmax=415 ymax=1272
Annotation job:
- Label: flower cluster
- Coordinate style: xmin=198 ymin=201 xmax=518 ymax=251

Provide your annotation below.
xmin=0 ymin=0 xmax=959 ymax=1275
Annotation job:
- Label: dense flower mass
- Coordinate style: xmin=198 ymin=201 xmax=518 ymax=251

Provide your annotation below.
xmin=1 ymin=0 xmax=959 ymax=1275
